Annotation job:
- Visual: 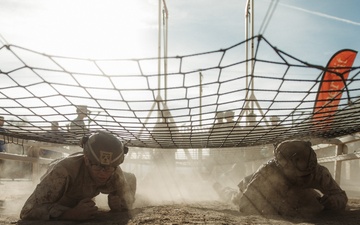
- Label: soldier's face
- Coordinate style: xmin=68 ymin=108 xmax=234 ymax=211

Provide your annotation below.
xmin=85 ymin=156 xmax=114 ymax=185
xmin=283 ymin=151 xmax=317 ymax=186
xmin=90 ymin=168 xmax=114 ymax=185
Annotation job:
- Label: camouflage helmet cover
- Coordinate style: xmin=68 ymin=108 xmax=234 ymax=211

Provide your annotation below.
xmin=83 ymin=131 xmax=125 ymax=167
xmin=274 ymin=140 xmax=317 ymax=176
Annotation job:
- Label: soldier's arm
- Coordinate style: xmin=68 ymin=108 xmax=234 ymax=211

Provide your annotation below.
xmin=313 ymin=165 xmax=348 ymax=210
xmin=108 ymin=169 xmax=136 ymax=211
xmin=20 ymin=166 xmax=69 ymax=220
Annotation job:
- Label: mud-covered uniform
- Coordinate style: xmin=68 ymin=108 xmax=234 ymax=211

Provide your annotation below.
xmin=216 ymin=140 xmax=348 ymax=217
xmin=20 ymin=153 xmax=136 ymax=220
xmin=225 ymin=159 xmax=347 ymax=217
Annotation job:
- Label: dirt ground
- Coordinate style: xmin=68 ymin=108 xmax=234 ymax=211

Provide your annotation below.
xmin=1 ymin=180 xmax=360 ymax=225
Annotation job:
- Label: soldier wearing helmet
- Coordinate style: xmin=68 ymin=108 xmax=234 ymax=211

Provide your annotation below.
xmin=20 ymin=131 xmax=136 ymax=221
xmin=214 ymin=140 xmax=347 ymax=217
xmin=69 ymin=105 xmax=90 ymax=136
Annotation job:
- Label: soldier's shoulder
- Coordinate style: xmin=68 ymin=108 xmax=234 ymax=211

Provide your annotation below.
xmin=53 ymin=153 xmax=84 ymax=171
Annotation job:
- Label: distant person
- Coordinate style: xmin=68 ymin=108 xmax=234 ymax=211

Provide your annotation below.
xmin=244 ymin=113 xmax=264 ymax=132
xmin=41 ymin=121 xmax=66 ymax=159
xmin=210 ymin=112 xmax=225 ymax=140
xmin=223 ymin=110 xmax=236 ymax=129
xmin=69 ymin=105 xmax=90 ymax=136
xmin=268 ymin=115 xmax=285 ymax=138
xmin=0 ymin=116 xmax=6 ymax=152
xmin=222 ymin=110 xmax=243 ymax=145
xmin=270 ymin=116 xmax=280 ymax=126
xmin=213 ymin=140 xmax=348 ymax=217
xmin=20 ymin=131 xmax=136 ymax=221
xmin=212 ymin=112 xmax=224 ymax=131
xmin=47 ymin=121 xmax=66 ymax=141
xmin=51 ymin=121 xmax=60 ymax=131
xmin=270 ymin=115 xmax=285 ymax=130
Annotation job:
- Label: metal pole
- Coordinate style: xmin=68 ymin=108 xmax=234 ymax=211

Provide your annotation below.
xmin=158 ymin=0 xmax=162 ymax=98
xmin=199 ymin=72 xmax=203 ymax=126
xmin=250 ymin=0 xmax=255 ymax=112
xmin=245 ymin=0 xmax=254 ymax=113
xmin=163 ymin=0 xmax=169 ymax=104
xmin=245 ymin=0 xmax=250 ymax=90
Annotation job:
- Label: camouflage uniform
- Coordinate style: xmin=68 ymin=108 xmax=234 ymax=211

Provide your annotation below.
xmin=216 ymin=140 xmax=347 ymax=217
xmin=20 ymin=153 xmax=136 ymax=220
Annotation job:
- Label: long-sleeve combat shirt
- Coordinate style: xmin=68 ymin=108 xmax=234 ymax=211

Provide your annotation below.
xmin=232 ymin=159 xmax=347 ymax=216
xmin=20 ymin=153 xmax=135 ymax=220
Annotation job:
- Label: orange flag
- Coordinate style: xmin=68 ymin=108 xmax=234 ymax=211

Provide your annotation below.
xmin=312 ymin=49 xmax=357 ymax=127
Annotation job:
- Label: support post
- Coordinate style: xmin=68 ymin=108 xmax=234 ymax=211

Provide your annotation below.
xmin=334 ymin=144 xmax=343 ymax=184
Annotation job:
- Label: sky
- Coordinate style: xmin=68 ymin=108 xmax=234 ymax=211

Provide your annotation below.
xmin=1 ymin=0 xmax=359 ymax=65
xmin=0 ymin=0 xmax=360 ymax=128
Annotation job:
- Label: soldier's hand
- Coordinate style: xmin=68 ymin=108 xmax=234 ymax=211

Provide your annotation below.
xmin=61 ymin=198 xmax=98 ymax=220
xmin=319 ymin=195 xmax=341 ymax=210
xmin=108 ymin=194 xmax=125 ymax=212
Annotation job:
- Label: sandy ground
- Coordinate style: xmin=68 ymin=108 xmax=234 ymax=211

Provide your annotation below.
xmin=1 ymin=180 xmax=360 ymax=225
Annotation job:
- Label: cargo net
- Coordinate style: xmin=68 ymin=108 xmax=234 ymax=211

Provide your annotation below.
xmin=0 ymin=35 xmax=360 ymax=149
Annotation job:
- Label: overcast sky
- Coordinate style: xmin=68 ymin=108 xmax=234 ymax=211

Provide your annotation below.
xmin=1 ymin=0 xmax=360 ymax=66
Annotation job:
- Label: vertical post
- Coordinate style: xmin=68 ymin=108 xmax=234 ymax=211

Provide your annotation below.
xmin=245 ymin=0 xmax=255 ymax=114
xmin=334 ymin=144 xmax=343 ymax=184
xmin=251 ymin=0 xmax=255 ymax=92
xmin=245 ymin=0 xmax=250 ymax=93
xmin=158 ymin=0 xmax=162 ymax=99
xmin=250 ymin=0 xmax=255 ymax=111
xmin=31 ymin=146 xmax=40 ymax=182
xmin=199 ymin=72 xmax=203 ymax=126
xmin=162 ymin=0 xmax=169 ymax=104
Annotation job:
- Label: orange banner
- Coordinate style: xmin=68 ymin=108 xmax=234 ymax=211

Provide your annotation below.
xmin=312 ymin=49 xmax=357 ymax=126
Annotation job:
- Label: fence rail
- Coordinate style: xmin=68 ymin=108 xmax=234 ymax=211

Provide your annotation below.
xmin=1 ymin=133 xmax=360 ymax=185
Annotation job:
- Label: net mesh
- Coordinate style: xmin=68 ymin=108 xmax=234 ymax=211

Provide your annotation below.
xmin=1 ymin=35 xmax=360 ymax=149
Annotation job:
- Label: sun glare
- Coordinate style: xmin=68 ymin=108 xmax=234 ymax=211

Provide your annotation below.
xmin=28 ymin=0 xmax=158 ymax=59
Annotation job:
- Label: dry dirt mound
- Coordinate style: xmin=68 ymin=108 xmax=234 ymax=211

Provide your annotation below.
xmin=1 ymin=180 xmax=360 ymax=225
xmin=1 ymin=200 xmax=360 ymax=225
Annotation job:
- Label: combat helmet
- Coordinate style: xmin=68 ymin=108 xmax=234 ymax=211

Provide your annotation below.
xmin=274 ymin=140 xmax=317 ymax=176
xmin=82 ymin=131 xmax=128 ymax=167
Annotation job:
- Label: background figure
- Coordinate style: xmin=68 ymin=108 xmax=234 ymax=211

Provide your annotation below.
xmin=41 ymin=121 xmax=65 ymax=159
xmin=69 ymin=105 xmax=90 ymax=136
xmin=212 ymin=112 xmax=224 ymax=131
xmin=270 ymin=115 xmax=285 ymax=130
xmin=0 ymin=116 xmax=6 ymax=152
xmin=270 ymin=116 xmax=280 ymax=126
xmin=48 ymin=121 xmax=60 ymax=139
xmin=51 ymin=121 xmax=59 ymax=131
xmin=49 ymin=121 xmax=66 ymax=141
xmin=223 ymin=111 xmax=235 ymax=129
xmin=245 ymin=113 xmax=264 ymax=131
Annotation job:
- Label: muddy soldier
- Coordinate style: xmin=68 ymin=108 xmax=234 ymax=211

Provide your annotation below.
xmin=20 ymin=131 xmax=136 ymax=221
xmin=214 ymin=140 xmax=348 ymax=217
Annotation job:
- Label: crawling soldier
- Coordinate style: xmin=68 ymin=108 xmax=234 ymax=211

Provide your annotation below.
xmin=20 ymin=131 xmax=136 ymax=220
xmin=214 ymin=140 xmax=347 ymax=217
